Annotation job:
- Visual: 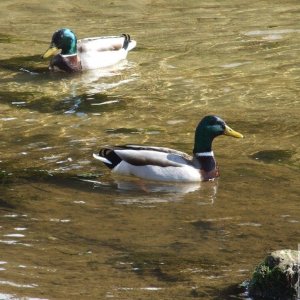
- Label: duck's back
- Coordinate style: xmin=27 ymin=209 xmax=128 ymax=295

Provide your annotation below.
xmin=78 ymin=36 xmax=126 ymax=52
xmin=78 ymin=35 xmax=136 ymax=70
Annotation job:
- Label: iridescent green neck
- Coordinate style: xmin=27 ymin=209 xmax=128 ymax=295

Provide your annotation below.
xmin=193 ymin=127 xmax=214 ymax=153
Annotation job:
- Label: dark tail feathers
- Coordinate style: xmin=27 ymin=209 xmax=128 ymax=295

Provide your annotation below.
xmin=99 ymin=148 xmax=122 ymax=169
xmin=121 ymin=33 xmax=131 ymax=50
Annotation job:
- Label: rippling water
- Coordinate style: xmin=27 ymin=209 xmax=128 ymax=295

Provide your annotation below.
xmin=0 ymin=0 xmax=299 ymax=299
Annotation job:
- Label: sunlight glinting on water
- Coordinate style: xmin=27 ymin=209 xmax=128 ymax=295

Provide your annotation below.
xmin=0 ymin=0 xmax=299 ymax=299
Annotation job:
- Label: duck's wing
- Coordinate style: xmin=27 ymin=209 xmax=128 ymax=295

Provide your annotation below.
xmin=78 ymin=34 xmax=136 ymax=53
xmin=93 ymin=145 xmax=193 ymax=169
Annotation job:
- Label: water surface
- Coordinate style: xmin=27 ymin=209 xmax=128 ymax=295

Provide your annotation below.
xmin=0 ymin=0 xmax=299 ymax=299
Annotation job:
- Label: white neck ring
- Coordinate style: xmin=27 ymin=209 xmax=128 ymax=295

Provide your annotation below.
xmin=62 ymin=53 xmax=77 ymax=57
xmin=195 ymin=151 xmax=214 ymax=157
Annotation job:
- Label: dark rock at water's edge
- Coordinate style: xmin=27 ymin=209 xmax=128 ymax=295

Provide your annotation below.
xmin=248 ymin=249 xmax=299 ymax=299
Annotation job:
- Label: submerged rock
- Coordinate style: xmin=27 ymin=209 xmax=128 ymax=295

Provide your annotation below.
xmin=249 ymin=249 xmax=299 ymax=299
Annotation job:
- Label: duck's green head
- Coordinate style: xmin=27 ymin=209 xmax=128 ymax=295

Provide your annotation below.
xmin=43 ymin=28 xmax=77 ymax=58
xmin=193 ymin=115 xmax=243 ymax=153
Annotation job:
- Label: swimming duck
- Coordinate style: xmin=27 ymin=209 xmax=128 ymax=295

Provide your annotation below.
xmin=93 ymin=115 xmax=243 ymax=182
xmin=42 ymin=28 xmax=136 ymax=72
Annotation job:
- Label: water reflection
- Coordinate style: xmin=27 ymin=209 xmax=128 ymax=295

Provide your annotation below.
xmin=0 ymin=281 xmax=38 ymax=288
xmin=85 ymin=177 xmax=218 ymax=205
xmin=79 ymin=60 xmax=136 ymax=87
xmin=114 ymin=179 xmax=202 ymax=194
xmin=0 ymin=293 xmax=48 ymax=300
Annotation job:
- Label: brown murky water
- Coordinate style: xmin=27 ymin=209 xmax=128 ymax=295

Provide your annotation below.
xmin=0 ymin=0 xmax=299 ymax=299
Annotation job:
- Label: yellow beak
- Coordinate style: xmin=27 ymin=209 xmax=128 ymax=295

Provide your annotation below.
xmin=42 ymin=46 xmax=60 ymax=59
xmin=224 ymin=125 xmax=244 ymax=138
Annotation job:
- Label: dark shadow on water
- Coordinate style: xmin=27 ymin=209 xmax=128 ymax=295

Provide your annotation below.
xmin=210 ymin=284 xmax=247 ymax=300
xmin=0 ymin=33 xmax=14 ymax=43
xmin=0 ymin=55 xmax=135 ymax=114
xmin=1 ymin=167 xmax=126 ymax=196
xmin=0 ymin=54 xmax=49 ymax=74
xmin=249 ymin=150 xmax=294 ymax=164
xmin=107 ymin=249 xmax=248 ymax=298
xmin=191 ymin=220 xmax=216 ymax=231
xmin=187 ymin=284 xmax=247 ymax=299
xmin=21 ymin=169 xmax=116 ymax=194
xmin=109 ymin=250 xmax=187 ymax=282
xmin=0 ymin=198 xmax=16 ymax=209
xmin=0 ymin=90 xmax=126 ymax=114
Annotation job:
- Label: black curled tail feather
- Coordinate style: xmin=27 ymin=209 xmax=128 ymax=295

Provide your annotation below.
xmin=121 ymin=33 xmax=131 ymax=50
xmin=99 ymin=148 xmax=122 ymax=169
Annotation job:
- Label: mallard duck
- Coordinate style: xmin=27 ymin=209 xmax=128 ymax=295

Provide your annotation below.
xmin=42 ymin=28 xmax=136 ymax=72
xmin=93 ymin=115 xmax=243 ymax=182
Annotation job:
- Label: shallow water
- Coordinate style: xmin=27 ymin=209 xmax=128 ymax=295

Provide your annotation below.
xmin=0 ymin=0 xmax=300 ymax=299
